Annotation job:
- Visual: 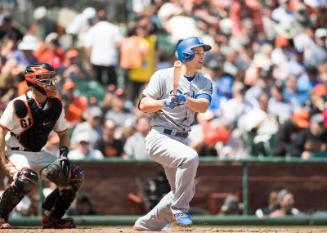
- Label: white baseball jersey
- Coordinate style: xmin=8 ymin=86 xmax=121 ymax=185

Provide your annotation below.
xmin=143 ymin=67 xmax=213 ymax=131
xmin=0 ymin=91 xmax=67 ymax=150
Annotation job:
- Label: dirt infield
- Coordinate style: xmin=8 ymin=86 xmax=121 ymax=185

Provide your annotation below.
xmin=8 ymin=226 xmax=327 ymax=233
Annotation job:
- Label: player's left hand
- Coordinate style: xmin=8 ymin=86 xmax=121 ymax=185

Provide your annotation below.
xmin=162 ymin=96 xmax=179 ymax=109
xmin=174 ymin=94 xmax=186 ymax=105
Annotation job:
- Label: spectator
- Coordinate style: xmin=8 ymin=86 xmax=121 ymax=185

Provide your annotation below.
xmin=67 ymin=191 xmax=97 ymax=215
xmin=71 ymin=105 xmax=103 ymax=149
xmin=34 ymin=32 xmax=65 ymax=70
xmin=66 ymin=7 xmax=97 ymax=47
xmin=105 ymin=90 xmax=136 ymax=128
xmin=68 ymin=133 xmax=104 ymax=160
xmin=59 ymin=48 xmax=89 ymax=83
xmin=229 ymin=0 xmax=264 ymax=36
xmin=32 ymin=6 xmax=56 ymax=40
xmin=208 ymin=63 xmax=235 ymax=114
xmin=43 ymin=132 xmax=60 ymax=156
xmin=101 ymin=84 xmax=119 ymax=113
xmin=123 ymin=116 xmax=151 ymax=160
xmin=273 ymin=108 xmax=310 ymax=157
xmin=298 ymin=114 xmax=327 ymax=160
xmin=0 ymin=12 xmax=23 ymax=42
xmin=255 ymin=190 xmax=279 ymax=218
xmin=196 ymin=111 xmax=231 ymax=157
xmin=239 ymin=93 xmax=279 ymax=156
xmin=220 ymin=81 xmax=252 ymax=128
xmin=11 ymin=35 xmax=39 ymax=71
xmin=94 ymin=119 xmax=124 ymax=157
xmin=0 ymin=42 xmax=18 ymax=94
xmin=122 ymin=23 xmax=157 ymax=103
xmin=304 ymin=28 xmax=327 ymax=66
xmin=142 ymin=169 xmax=170 ymax=211
xmin=268 ymin=84 xmax=293 ymax=125
xmin=219 ymin=194 xmax=243 ymax=216
xmin=283 ymin=75 xmax=302 ymax=108
xmin=158 ymin=2 xmax=200 ymax=43
xmin=84 ymin=8 xmax=122 ymax=86
xmin=61 ymin=81 xmax=88 ymax=128
xmin=297 ymin=66 xmax=321 ymax=106
xmin=309 ymin=82 xmax=326 ymax=115
xmin=270 ymin=189 xmax=301 ymax=217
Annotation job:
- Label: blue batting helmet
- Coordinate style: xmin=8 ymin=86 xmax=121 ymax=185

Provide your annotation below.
xmin=176 ymin=37 xmax=211 ymax=62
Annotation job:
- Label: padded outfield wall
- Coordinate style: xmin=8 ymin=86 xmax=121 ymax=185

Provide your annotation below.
xmin=2 ymin=156 xmax=327 ymax=224
xmin=68 ymin=157 xmax=327 ymax=215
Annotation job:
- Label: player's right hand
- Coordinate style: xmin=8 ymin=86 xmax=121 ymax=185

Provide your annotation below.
xmin=174 ymin=94 xmax=186 ymax=104
xmin=162 ymin=96 xmax=179 ymax=109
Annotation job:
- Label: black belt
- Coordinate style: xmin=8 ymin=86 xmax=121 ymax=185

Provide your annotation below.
xmin=163 ymin=129 xmax=189 ymax=138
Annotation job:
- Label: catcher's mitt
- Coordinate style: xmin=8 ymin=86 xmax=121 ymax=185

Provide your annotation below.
xmin=43 ymin=146 xmax=71 ymax=186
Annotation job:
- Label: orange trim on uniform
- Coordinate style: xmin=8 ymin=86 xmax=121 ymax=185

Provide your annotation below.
xmin=0 ymin=124 xmax=10 ymax=132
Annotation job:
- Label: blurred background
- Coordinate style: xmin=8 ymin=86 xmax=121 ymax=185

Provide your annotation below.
xmin=0 ymin=0 xmax=326 ymax=223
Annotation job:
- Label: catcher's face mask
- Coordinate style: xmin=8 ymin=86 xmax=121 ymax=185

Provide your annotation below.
xmin=25 ymin=63 xmax=58 ymax=97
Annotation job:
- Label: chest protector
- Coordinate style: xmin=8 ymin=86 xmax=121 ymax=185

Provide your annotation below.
xmin=14 ymin=95 xmax=62 ymax=152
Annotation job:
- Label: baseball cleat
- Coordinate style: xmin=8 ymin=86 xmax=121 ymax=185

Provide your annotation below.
xmin=42 ymin=215 xmax=76 ymax=229
xmin=175 ymin=212 xmax=192 ymax=226
xmin=133 ymin=225 xmax=146 ymax=231
xmin=0 ymin=217 xmax=12 ymax=229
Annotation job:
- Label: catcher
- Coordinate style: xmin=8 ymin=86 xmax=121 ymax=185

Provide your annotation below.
xmin=0 ymin=63 xmax=84 ymax=229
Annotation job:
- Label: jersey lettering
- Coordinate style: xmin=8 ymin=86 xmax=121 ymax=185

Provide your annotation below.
xmin=20 ymin=118 xmax=32 ymax=128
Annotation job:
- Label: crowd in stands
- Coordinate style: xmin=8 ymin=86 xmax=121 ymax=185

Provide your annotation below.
xmin=0 ymin=0 xmax=326 ymax=161
xmin=255 ymin=189 xmax=301 ymax=217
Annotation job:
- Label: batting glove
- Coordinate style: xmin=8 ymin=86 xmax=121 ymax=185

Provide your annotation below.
xmin=162 ymin=96 xmax=178 ymax=109
xmin=174 ymin=94 xmax=186 ymax=105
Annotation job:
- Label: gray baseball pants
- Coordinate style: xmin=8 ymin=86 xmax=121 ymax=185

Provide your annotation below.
xmin=134 ymin=128 xmax=199 ymax=230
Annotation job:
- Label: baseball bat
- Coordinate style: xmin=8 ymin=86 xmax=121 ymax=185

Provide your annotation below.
xmin=173 ymin=60 xmax=182 ymax=96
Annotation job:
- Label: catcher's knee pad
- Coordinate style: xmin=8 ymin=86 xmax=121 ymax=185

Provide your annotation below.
xmin=68 ymin=165 xmax=84 ymax=191
xmin=15 ymin=168 xmax=38 ymax=193
xmin=41 ymin=159 xmax=69 ymax=186
xmin=0 ymin=168 xmax=38 ymax=218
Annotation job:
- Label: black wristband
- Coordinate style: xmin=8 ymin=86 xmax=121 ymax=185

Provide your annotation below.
xmin=59 ymin=146 xmax=69 ymax=158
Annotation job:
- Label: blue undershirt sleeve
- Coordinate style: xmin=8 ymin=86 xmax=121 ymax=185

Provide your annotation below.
xmin=195 ymin=93 xmax=212 ymax=103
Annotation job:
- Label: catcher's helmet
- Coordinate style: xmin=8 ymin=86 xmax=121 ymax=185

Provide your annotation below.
xmin=25 ymin=63 xmax=57 ymax=97
xmin=176 ymin=37 xmax=211 ymax=62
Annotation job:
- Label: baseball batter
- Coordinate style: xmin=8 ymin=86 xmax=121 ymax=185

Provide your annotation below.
xmin=0 ymin=63 xmax=84 ymax=229
xmin=134 ymin=37 xmax=213 ymax=231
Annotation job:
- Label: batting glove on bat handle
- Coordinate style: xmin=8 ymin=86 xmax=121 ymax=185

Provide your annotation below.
xmin=162 ymin=96 xmax=178 ymax=109
xmin=174 ymin=94 xmax=186 ymax=105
